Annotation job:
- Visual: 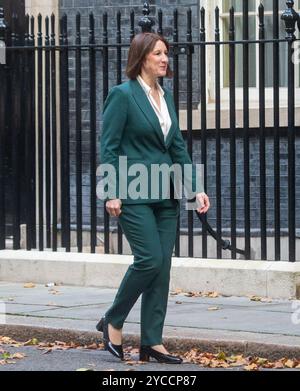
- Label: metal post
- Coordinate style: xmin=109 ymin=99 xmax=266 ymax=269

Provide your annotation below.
xmin=281 ymin=1 xmax=299 ymax=261
xmin=281 ymin=0 xmax=300 ymax=40
xmin=0 ymin=7 xmax=8 ymax=249
xmin=138 ymin=1 xmax=155 ymax=33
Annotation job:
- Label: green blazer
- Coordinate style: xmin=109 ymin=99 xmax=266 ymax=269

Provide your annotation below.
xmin=100 ymin=78 xmax=204 ymax=204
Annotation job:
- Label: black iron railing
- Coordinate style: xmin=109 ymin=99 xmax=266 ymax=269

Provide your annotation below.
xmin=0 ymin=1 xmax=299 ymax=261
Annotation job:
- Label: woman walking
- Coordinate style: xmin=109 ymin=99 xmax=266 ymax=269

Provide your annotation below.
xmin=97 ymin=32 xmax=210 ymax=364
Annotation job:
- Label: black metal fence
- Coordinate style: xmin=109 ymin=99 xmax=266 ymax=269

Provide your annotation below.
xmin=0 ymin=1 xmax=299 ymax=261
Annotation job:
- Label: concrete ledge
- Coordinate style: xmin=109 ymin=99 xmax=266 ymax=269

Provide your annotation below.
xmin=1 ymin=324 xmax=300 ymax=360
xmin=0 ymin=250 xmax=300 ymax=299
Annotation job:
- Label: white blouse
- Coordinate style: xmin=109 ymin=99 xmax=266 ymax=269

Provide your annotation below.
xmin=137 ymin=74 xmax=172 ymax=142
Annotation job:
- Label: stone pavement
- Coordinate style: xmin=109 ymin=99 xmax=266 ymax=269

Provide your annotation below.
xmin=0 ymin=282 xmax=300 ymax=360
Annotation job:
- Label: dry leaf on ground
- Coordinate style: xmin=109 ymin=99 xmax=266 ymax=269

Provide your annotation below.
xmin=23 ymin=283 xmax=36 ymax=288
xmin=170 ymin=288 xmax=184 ymax=295
xmin=24 ymin=338 xmax=39 ymax=346
xmin=244 ymin=363 xmax=259 ymax=371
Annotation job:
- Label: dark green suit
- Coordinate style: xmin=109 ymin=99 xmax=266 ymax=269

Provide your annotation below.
xmin=100 ymin=78 xmax=203 ymax=203
xmin=101 ymin=78 xmax=203 ymax=346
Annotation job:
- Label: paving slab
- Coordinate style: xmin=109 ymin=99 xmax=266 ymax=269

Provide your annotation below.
xmin=1 ymin=282 xmax=300 ymax=360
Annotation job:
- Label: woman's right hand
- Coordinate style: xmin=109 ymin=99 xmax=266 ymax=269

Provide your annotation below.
xmin=106 ymin=199 xmax=122 ymax=217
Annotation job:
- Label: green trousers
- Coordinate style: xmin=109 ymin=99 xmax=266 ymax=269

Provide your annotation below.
xmin=104 ymin=198 xmax=179 ymax=346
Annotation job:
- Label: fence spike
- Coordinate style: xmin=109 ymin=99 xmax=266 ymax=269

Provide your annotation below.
xmin=138 ymin=1 xmax=155 ymax=32
xmin=281 ymin=0 xmax=300 ymax=40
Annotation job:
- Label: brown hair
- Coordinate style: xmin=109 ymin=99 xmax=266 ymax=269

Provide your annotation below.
xmin=126 ymin=32 xmax=173 ymax=79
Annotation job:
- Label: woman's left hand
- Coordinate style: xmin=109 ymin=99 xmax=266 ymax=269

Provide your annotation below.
xmin=195 ymin=192 xmax=210 ymax=214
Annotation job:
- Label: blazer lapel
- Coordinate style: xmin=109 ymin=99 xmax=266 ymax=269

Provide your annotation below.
xmin=130 ymin=79 xmax=177 ymax=149
xmin=161 ymin=86 xmax=178 ymax=148
xmin=130 ymin=79 xmax=165 ymax=147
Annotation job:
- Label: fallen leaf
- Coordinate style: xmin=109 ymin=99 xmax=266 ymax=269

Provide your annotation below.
xmin=274 ymin=361 xmax=285 ymax=369
xmin=1 ymin=352 xmax=11 ymax=360
xmin=24 ymin=283 xmax=36 ymax=288
xmin=216 ymin=351 xmax=227 ymax=361
xmin=207 ymin=306 xmax=220 ymax=311
xmin=42 ymin=349 xmax=52 ymax=354
xmin=244 ymin=363 xmax=259 ymax=371
xmin=84 ymin=343 xmax=98 ymax=350
xmin=11 ymin=352 xmax=26 ymax=359
xmin=284 ymin=359 xmax=295 ymax=368
xmin=256 ymin=357 xmax=268 ymax=365
xmin=170 ymin=288 xmax=184 ymax=295
xmin=184 ymin=291 xmax=202 ymax=297
xmin=124 ymin=360 xmax=141 ymax=365
xmin=76 ymin=368 xmax=94 ymax=371
xmin=24 ymin=338 xmax=39 ymax=346
xmin=250 ymin=296 xmax=262 ymax=301
xmin=208 ymin=291 xmax=219 ymax=298
xmin=0 ymin=336 xmax=21 ymax=347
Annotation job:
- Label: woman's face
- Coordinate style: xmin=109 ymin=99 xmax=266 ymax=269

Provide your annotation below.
xmin=142 ymin=40 xmax=169 ymax=79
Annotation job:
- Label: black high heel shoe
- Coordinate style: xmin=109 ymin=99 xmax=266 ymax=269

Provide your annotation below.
xmin=139 ymin=345 xmax=183 ymax=364
xmin=96 ymin=316 xmax=124 ymax=360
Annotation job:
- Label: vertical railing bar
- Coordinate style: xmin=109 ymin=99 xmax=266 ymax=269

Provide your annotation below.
xmin=64 ymin=14 xmax=71 ymax=252
xmin=59 ymin=14 xmax=71 ymax=252
xmin=215 ymin=6 xmax=222 ymax=259
xmin=75 ymin=12 xmax=82 ymax=252
xmin=5 ymin=14 xmax=13 ymax=244
xmin=157 ymin=8 xmax=163 ymax=35
xmin=24 ymin=14 xmax=32 ymax=250
xmin=89 ymin=12 xmax=97 ymax=253
xmin=30 ymin=15 xmax=37 ymax=249
xmin=130 ymin=10 xmax=135 ymax=42
xmin=243 ymin=0 xmax=251 ymax=260
xmin=229 ymin=7 xmax=236 ymax=259
xmin=273 ymin=0 xmax=281 ymax=261
xmin=37 ymin=13 xmax=44 ymax=251
xmin=116 ymin=11 xmax=122 ymax=85
xmin=50 ymin=13 xmax=57 ymax=251
xmin=11 ymin=13 xmax=21 ymax=250
xmin=157 ymin=8 xmax=163 ymax=88
xmin=200 ymin=7 xmax=207 ymax=258
xmin=63 ymin=14 xmax=71 ymax=251
xmin=45 ymin=15 xmax=51 ymax=248
xmin=116 ymin=10 xmax=123 ymax=254
xmin=0 ymin=8 xmax=7 ymax=249
xmin=280 ymin=1 xmax=297 ymax=262
xmin=173 ymin=8 xmax=180 ymax=257
xmin=59 ymin=16 xmax=65 ymax=250
xmin=102 ymin=11 xmax=110 ymax=254
xmin=186 ymin=8 xmax=193 ymax=258
xmin=259 ymin=4 xmax=267 ymax=260
xmin=286 ymin=21 xmax=296 ymax=263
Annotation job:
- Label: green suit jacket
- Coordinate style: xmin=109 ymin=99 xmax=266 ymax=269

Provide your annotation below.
xmin=100 ymin=78 xmax=204 ymax=204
